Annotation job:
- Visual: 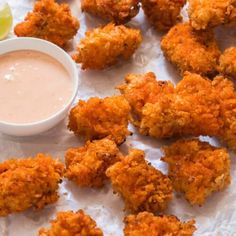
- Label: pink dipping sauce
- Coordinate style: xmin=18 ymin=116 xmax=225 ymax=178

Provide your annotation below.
xmin=0 ymin=50 xmax=73 ymax=124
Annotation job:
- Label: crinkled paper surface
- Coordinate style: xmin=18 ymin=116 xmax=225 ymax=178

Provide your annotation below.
xmin=0 ymin=0 xmax=236 ymax=235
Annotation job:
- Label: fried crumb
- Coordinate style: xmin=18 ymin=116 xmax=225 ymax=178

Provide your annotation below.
xmin=38 ymin=210 xmax=103 ymax=236
xmin=65 ymin=138 xmax=122 ymax=188
xmin=0 ymin=154 xmax=64 ymax=216
xmin=14 ymin=0 xmax=79 ymax=47
xmin=161 ymin=23 xmax=221 ymax=76
xmin=124 ymin=211 xmax=196 ymax=236
xmin=72 ymin=23 xmax=142 ymax=70
xmin=142 ymin=0 xmax=186 ymax=31
xmin=68 ymin=96 xmax=131 ymax=145
xmin=106 ymin=149 xmax=173 ymax=213
xmin=81 ymin=0 xmax=140 ymax=23
xmin=162 ymin=139 xmax=231 ymax=205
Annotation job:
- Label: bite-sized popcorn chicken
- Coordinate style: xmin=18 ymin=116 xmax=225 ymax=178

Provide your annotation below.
xmin=72 ymin=23 xmax=142 ymax=70
xmin=188 ymin=0 xmax=236 ymax=30
xmin=162 ymin=139 xmax=231 ymax=205
xmin=65 ymin=138 xmax=122 ymax=188
xmin=0 ymin=154 xmax=64 ymax=216
xmin=219 ymin=47 xmax=236 ymax=79
xmin=68 ymin=96 xmax=131 ymax=145
xmin=38 ymin=210 xmax=103 ymax=236
xmin=161 ymin=23 xmax=221 ymax=76
xmin=106 ymin=149 xmax=173 ymax=213
xmin=81 ymin=0 xmax=140 ymax=24
xmin=118 ymin=71 xmax=236 ymax=151
xmin=142 ymin=0 xmax=186 ymax=31
xmin=117 ymin=72 xmax=174 ymax=125
xmin=124 ymin=212 xmax=196 ymax=236
xmin=14 ymin=0 xmax=79 ymax=47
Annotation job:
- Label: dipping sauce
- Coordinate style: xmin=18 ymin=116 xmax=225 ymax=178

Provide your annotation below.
xmin=0 ymin=50 xmax=73 ymax=124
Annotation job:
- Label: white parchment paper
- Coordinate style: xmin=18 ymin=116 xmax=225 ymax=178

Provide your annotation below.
xmin=1 ymin=1 xmax=236 ymax=235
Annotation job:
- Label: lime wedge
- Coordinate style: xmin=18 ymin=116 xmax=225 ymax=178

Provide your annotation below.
xmin=0 ymin=3 xmax=13 ymax=40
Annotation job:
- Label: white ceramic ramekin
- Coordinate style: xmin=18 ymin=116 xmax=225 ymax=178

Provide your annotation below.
xmin=0 ymin=37 xmax=78 ymax=136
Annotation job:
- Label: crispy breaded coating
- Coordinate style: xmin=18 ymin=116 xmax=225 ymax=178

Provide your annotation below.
xmin=65 ymin=138 xmax=122 ymax=188
xmin=117 ymin=72 xmax=174 ymax=125
xmin=124 ymin=212 xmax=196 ymax=236
xmin=68 ymin=96 xmax=131 ymax=145
xmin=188 ymin=0 xmax=236 ymax=30
xmin=142 ymin=0 xmax=186 ymax=31
xmin=38 ymin=210 xmax=103 ymax=236
xmin=118 ymin=71 xmax=236 ymax=151
xmin=219 ymin=47 xmax=236 ymax=79
xmin=72 ymin=23 xmax=142 ymax=70
xmin=106 ymin=149 xmax=173 ymax=213
xmin=81 ymin=0 xmax=140 ymax=24
xmin=161 ymin=23 xmax=221 ymax=76
xmin=162 ymin=139 xmax=231 ymax=205
xmin=14 ymin=0 xmax=79 ymax=47
xmin=0 ymin=154 xmax=64 ymax=216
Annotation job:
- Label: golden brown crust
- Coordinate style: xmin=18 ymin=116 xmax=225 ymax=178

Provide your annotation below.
xmin=68 ymin=96 xmax=131 ymax=145
xmin=188 ymin=0 xmax=236 ymax=30
xmin=14 ymin=0 xmax=79 ymax=47
xmin=38 ymin=210 xmax=103 ymax=236
xmin=142 ymin=0 xmax=186 ymax=31
xmin=219 ymin=47 xmax=236 ymax=79
xmin=106 ymin=149 xmax=173 ymax=213
xmin=65 ymin=138 xmax=122 ymax=188
xmin=124 ymin=212 xmax=196 ymax=236
xmin=0 ymin=154 xmax=64 ymax=216
xmin=72 ymin=23 xmax=142 ymax=70
xmin=161 ymin=23 xmax=221 ymax=76
xmin=81 ymin=0 xmax=140 ymax=23
xmin=162 ymin=139 xmax=231 ymax=205
xmin=118 ymin=71 xmax=236 ymax=151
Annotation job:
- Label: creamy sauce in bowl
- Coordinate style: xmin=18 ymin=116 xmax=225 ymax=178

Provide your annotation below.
xmin=0 ymin=50 xmax=73 ymax=124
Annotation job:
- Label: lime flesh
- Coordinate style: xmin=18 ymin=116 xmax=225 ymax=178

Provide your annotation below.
xmin=0 ymin=3 xmax=13 ymax=40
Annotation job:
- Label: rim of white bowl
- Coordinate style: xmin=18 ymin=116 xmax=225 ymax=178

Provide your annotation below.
xmin=0 ymin=37 xmax=78 ymax=127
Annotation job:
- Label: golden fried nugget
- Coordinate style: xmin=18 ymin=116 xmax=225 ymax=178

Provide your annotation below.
xmin=118 ymin=71 xmax=236 ymax=151
xmin=68 ymin=96 xmax=131 ymax=145
xmin=162 ymin=139 xmax=231 ymax=205
xmin=117 ymin=72 xmax=174 ymax=124
xmin=65 ymin=138 xmax=122 ymax=188
xmin=124 ymin=212 xmax=196 ymax=236
xmin=72 ymin=23 xmax=142 ymax=70
xmin=219 ymin=47 xmax=236 ymax=79
xmin=0 ymin=154 xmax=64 ymax=216
xmin=106 ymin=149 xmax=173 ymax=213
xmin=38 ymin=210 xmax=103 ymax=236
xmin=81 ymin=0 xmax=140 ymax=24
xmin=14 ymin=0 xmax=79 ymax=47
xmin=188 ymin=0 xmax=236 ymax=30
xmin=161 ymin=23 xmax=221 ymax=76
xmin=142 ymin=0 xmax=186 ymax=31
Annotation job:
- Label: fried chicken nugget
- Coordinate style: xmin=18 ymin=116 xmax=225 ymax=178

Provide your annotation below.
xmin=117 ymin=72 xmax=174 ymax=125
xmin=68 ymin=96 xmax=131 ymax=145
xmin=142 ymin=0 xmax=186 ymax=31
xmin=65 ymin=138 xmax=122 ymax=188
xmin=81 ymin=0 xmax=140 ymax=24
xmin=161 ymin=23 xmax=221 ymax=76
xmin=219 ymin=47 xmax=236 ymax=80
xmin=14 ymin=0 xmax=79 ymax=47
xmin=188 ymin=0 xmax=236 ymax=30
xmin=124 ymin=212 xmax=196 ymax=236
xmin=106 ymin=149 xmax=173 ymax=213
xmin=0 ymin=154 xmax=64 ymax=216
xmin=38 ymin=210 xmax=103 ymax=236
xmin=72 ymin=23 xmax=142 ymax=70
xmin=162 ymin=139 xmax=231 ymax=205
